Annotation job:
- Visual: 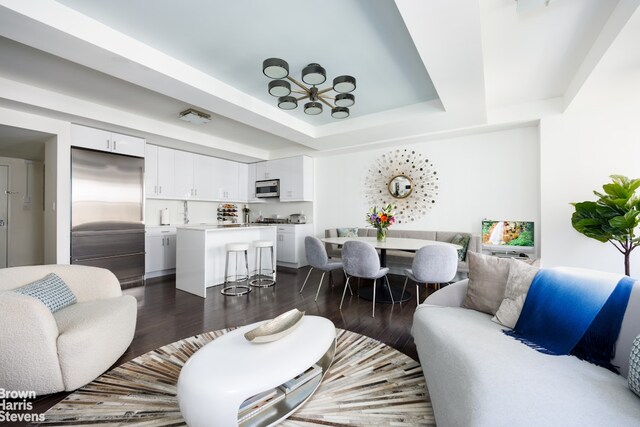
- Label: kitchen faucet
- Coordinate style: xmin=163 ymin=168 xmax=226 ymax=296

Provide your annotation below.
xmin=183 ymin=200 xmax=189 ymax=224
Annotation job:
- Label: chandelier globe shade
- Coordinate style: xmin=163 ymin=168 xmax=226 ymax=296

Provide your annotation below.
xmin=331 ymin=107 xmax=350 ymax=119
xmin=304 ymin=102 xmax=323 ymax=115
xmin=278 ymin=96 xmax=298 ymax=110
xmin=302 ymin=63 xmax=327 ymax=85
xmin=268 ymin=80 xmax=291 ymax=97
xmin=263 ymin=58 xmax=289 ymax=79
xmin=333 ymin=75 xmax=356 ymax=93
xmin=335 ymin=93 xmax=355 ymax=107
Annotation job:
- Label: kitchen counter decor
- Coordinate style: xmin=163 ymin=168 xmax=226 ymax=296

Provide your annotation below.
xmin=217 ymin=203 xmax=238 ymax=223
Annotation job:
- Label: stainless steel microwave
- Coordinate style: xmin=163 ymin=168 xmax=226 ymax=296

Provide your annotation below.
xmin=255 ymin=179 xmax=280 ymax=198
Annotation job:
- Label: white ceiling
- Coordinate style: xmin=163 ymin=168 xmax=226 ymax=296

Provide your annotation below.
xmin=55 ymin=0 xmax=439 ymax=125
xmin=0 ymin=124 xmax=51 ymax=161
xmin=0 ymin=0 xmax=635 ymax=161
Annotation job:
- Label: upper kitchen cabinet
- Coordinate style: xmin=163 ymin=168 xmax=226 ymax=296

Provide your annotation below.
xmin=211 ymin=158 xmax=239 ymax=201
xmin=71 ymin=124 xmax=145 ymax=157
xmin=279 ymin=156 xmax=313 ymax=202
xmin=193 ymin=154 xmax=216 ymax=200
xmin=255 ymin=159 xmax=283 ymax=181
xmin=145 ymin=145 xmax=175 ymax=198
xmin=237 ymin=163 xmax=248 ymax=202
xmin=173 ymin=150 xmax=195 ymax=199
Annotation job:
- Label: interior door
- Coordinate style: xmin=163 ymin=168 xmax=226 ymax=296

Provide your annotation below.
xmin=0 ymin=165 xmax=8 ymax=268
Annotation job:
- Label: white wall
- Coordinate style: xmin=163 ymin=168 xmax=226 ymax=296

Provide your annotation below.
xmin=540 ymin=103 xmax=640 ymax=277
xmin=0 ymin=156 xmax=44 ymax=266
xmin=314 ymin=126 xmax=540 ymax=250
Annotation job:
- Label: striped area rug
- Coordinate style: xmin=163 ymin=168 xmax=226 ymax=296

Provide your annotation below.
xmin=40 ymin=328 xmax=434 ymax=426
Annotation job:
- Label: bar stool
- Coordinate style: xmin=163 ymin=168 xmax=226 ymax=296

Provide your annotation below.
xmin=249 ymin=240 xmax=276 ymax=288
xmin=221 ymin=242 xmax=251 ymax=296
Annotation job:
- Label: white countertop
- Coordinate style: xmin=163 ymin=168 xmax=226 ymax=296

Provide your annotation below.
xmin=176 ymin=223 xmax=277 ymax=231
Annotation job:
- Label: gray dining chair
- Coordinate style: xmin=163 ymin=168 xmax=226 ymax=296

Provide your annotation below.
xmin=341 ymin=240 xmax=390 ymax=318
xmin=402 ymin=245 xmax=458 ymax=305
xmin=300 ymin=236 xmax=346 ymax=301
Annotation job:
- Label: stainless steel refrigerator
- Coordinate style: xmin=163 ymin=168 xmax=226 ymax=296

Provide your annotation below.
xmin=71 ymin=148 xmax=145 ymax=287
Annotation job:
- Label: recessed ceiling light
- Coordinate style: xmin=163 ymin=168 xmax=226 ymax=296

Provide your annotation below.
xmin=178 ymin=108 xmax=211 ymax=125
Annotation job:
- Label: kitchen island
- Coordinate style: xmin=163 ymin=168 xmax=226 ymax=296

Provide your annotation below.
xmin=175 ymin=224 xmax=277 ymax=298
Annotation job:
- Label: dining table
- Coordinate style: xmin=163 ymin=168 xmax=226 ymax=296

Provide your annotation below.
xmin=321 ymin=236 xmax=462 ymax=304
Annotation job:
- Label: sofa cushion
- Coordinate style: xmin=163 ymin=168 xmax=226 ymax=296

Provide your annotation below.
xmin=450 ymin=233 xmax=471 ymax=261
xmin=412 ymin=305 xmax=640 ymax=426
xmin=463 ymin=252 xmax=511 ymax=315
xmin=13 ymin=273 xmax=76 ymax=313
xmin=630 ymin=336 xmax=640 ymax=398
xmin=492 ymin=259 xmax=539 ymax=328
xmin=336 ymin=227 xmax=358 ymax=237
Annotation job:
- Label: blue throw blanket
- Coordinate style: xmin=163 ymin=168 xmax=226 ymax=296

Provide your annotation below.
xmin=505 ymin=267 xmax=634 ymax=372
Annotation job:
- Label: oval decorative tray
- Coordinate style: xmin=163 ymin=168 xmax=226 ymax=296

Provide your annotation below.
xmin=244 ymin=308 xmax=305 ymax=343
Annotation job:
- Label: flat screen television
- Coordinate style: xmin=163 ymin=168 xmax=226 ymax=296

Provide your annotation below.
xmin=481 ymin=220 xmax=535 ymax=253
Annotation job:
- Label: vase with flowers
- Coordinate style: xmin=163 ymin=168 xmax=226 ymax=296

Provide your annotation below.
xmin=366 ymin=204 xmax=396 ymax=242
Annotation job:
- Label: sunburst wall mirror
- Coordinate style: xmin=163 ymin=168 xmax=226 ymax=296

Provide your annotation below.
xmin=364 ymin=149 xmax=439 ymax=223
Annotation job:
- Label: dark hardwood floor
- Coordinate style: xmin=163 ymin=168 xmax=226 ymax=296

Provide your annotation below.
xmin=29 ymin=267 xmax=435 ymax=420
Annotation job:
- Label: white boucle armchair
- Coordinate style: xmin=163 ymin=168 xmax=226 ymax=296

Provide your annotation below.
xmin=0 ymin=265 xmax=137 ymax=395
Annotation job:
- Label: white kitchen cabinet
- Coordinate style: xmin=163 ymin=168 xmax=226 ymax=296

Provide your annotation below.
xmin=276 ymin=224 xmax=313 ymax=268
xmin=145 ymin=227 xmax=177 ymax=278
xmin=173 ymin=150 xmax=194 ymax=199
xmin=255 ymin=159 xmax=284 ymax=181
xmin=237 ymin=163 xmax=248 ymax=202
xmin=146 ymin=145 xmax=175 ymax=197
xmin=279 ymin=156 xmax=313 ymax=202
xmin=193 ymin=154 xmax=215 ymax=200
xmin=71 ymin=124 xmax=145 ymax=157
xmin=145 ymin=144 xmax=159 ymax=197
xmin=212 ymin=157 xmax=239 ymax=201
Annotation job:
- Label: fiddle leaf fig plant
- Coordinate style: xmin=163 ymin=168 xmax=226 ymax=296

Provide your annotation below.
xmin=571 ymin=175 xmax=640 ymax=276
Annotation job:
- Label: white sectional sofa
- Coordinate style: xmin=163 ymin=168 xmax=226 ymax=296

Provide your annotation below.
xmin=0 ymin=265 xmax=137 ymax=395
xmin=412 ymin=277 xmax=640 ymax=426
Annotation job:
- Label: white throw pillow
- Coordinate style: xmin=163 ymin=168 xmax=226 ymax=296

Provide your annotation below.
xmin=492 ymin=259 xmax=539 ymax=329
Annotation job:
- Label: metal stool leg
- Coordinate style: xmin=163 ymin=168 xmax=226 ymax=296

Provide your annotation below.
xmin=250 ymin=245 xmax=275 ymax=288
xmin=221 ymin=247 xmax=251 ymax=296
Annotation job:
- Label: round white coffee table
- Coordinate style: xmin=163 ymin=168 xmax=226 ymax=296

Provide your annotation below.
xmin=177 ymin=315 xmax=336 ymax=427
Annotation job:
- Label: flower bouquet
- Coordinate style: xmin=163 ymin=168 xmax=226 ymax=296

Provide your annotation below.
xmin=366 ymin=204 xmax=396 ymax=242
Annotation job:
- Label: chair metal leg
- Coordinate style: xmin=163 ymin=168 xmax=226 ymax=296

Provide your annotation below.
xmin=401 ymin=276 xmax=409 ymax=302
xmin=314 ymin=272 xmax=326 ymax=301
xmin=300 ymin=267 xmax=313 ymax=293
xmin=372 ymin=278 xmax=377 ymax=318
xmin=384 ymin=276 xmax=395 ymax=304
xmin=340 ymin=276 xmax=351 ymax=310
xmin=344 ymin=270 xmax=353 ymax=295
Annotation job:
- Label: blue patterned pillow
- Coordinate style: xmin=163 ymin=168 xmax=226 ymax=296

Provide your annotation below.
xmin=13 ymin=273 xmax=77 ymax=313
xmin=337 ymin=227 xmax=358 ymax=237
xmin=630 ymin=335 xmax=640 ymax=398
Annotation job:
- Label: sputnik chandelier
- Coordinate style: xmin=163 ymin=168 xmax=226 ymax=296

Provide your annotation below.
xmin=262 ymin=58 xmax=356 ymax=119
